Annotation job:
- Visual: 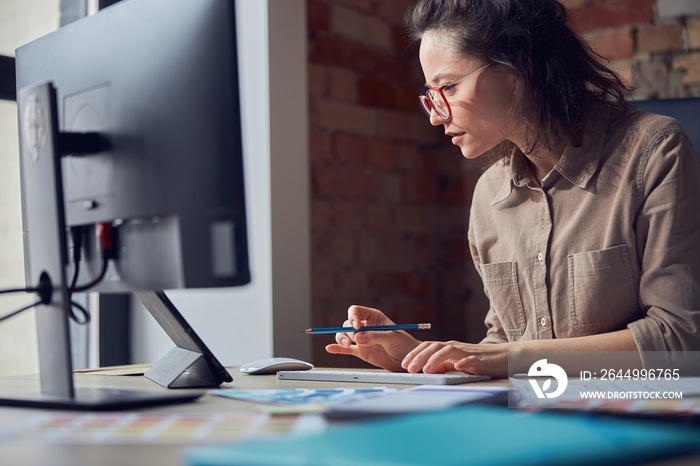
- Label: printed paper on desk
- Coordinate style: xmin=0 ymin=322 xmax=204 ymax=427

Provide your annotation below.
xmin=325 ymin=384 xmax=509 ymax=419
xmin=213 ymin=387 xmax=394 ymax=406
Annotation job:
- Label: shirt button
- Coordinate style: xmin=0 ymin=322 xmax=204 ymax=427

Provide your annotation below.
xmin=540 ymin=317 xmax=547 ymax=327
xmin=536 ymin=252 xmax=543 ymax=262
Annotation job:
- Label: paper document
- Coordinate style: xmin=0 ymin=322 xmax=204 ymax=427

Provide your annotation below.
xmin=325 ymin=384 xmax=509 ymax=419
xmin=212 ymin=387 xmax=394 ymax=406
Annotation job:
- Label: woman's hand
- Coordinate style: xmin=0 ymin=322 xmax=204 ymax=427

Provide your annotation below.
xmin=402 ymin=340 xmax=511 ymax=378
xmin=325 ymin=305 xmax=421 ymax=372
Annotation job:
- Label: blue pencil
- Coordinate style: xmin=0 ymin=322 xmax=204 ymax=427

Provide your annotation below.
xmin=304 ymin=323 xmax=431 ymax=334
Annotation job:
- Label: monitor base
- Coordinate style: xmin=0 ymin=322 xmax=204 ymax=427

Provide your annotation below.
xmin=0 ymin=387 xmax=203 ymax=411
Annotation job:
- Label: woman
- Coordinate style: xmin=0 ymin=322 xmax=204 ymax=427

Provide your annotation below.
xmin=325 ymin=0 xmax=700 ymax=377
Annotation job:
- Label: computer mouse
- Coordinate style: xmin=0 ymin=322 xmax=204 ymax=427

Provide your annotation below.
xmin=239 ymin=357 xmax=314 ymax=375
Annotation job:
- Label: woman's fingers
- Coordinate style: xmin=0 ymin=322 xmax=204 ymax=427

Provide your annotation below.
xmin=347 ymin=305 xmax=394 ymax=328
xmin=325 ymin=343 xmax=358 ymax=357
xmin=454 ymin=355 xmax=489 ymax=375
xmin=335 ymin=305 xmax=396 ymax=348
xmin=335 ymin=320 xmax=354 ymax=348
xmin=402 ymin=341 xmax=467 ymax=373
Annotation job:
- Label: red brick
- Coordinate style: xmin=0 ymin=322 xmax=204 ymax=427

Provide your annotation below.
xmin=366 ymin=139 xmax=397 ymax=170
xmin=399 ymin=272 xmax=433 ymax=298
xmin=358 ymin=233 xmax=380 ymax=264
xmin=311 ymin=231 xmax=356 ymax=264
xmin=438 ymin=206 xmax=469 ymax=234
xmin=309 ymin=35 xmax=383 ymax=74
xmin=308 ymin=0 xmax=330 ymax=33
xmin=560 ymin=0 xmax=589 ymax=9
xmin=434 ymin=147 xmax=465 ymax=174
xmin=359 ymin=232 xmax=410 ymax=264
xmin=376 ymin=109 xmax=408 ymax=140
xmin=358 ymin=76 xmax=396 ymax=108
xmin=331 ymin=5 xmax=367 ymax=43
xmin=386 ymin=301 xmax=436 ymax=327
xmin=394 ymin=205 xmax=432 ymax=233
xmin=369 ymin=270 xmax=401 ymax=295
xmin=395 ymin=82 xmax=421 ymax=112
xmin=376 ymin=0 xmax=412 ymax=23
xmin=396 ymin=144 xmax=424 ymax=172
xmin=332 ymin=201 xmax=366 ymax=229
xmin=312 ymin=165 xmax=380 ymax=200
xmin=402 ymin=174 xmax=438 ymax=203
xmin=312 ymin=98 xmax=379 ymax=136
xmin=334 ymin=132 xmax=366 ymax=165
xmin=410 ymin=235 xmax=434 ymax=264
xmin=689 ymin=18 xmax=700 ymax=49
xmin=439 ymin=176 xmax=468 ymax=205
xmin=442 ymin=238 xmax=471 ymax=263
xmin=568 ymin=0 xmax=654 ymax=32
xmin=637 ymin=23 xmax=684 ymax=54
xmin=381 ymin=54 xmax=414 ymax=80
xmin=585 ymin=28 xmax=634 ymax=61
xmin=331 ymin=0 xmax=373 ymax=12
xmin=405 ymin=113 xmax=444 ymax=145
xmin=439 ymin=266 xmax=473 ymax=298
xmin=309 ymin=128 xmax=332 ymax=162
xmin=365 ymin=204 xmax=393 ymax=230
xmin=312 ymin=268 xmax=336 ymax=300
xmin=328 ymin=67 xmax=357 ymax=101
xmin=311 ymin=199 xmax=333 ymax=229
xmin=308 ymin=64 xmax=327 ymax=97
xmin=310 ymin=232 xmax=333 ymax=264
xmin=364 ymin=16 xmax=393 ymax=50
xmin=335 ymin=268 xmax=369 ymax=298
xmin=378 ymin=173 xmax=401 ymax=203
xmin=393 ymin=25 xmax=419 ymax=56
xmin=439 ymin=173 xmax=479 ymax=205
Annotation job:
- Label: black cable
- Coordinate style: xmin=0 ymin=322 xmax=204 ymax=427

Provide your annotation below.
xmin=70 ymin=300 xmax=91 ymax=325
xmin=0 ymin=287 xmax=38 ymax=295
xmin=0 ymin=272 xmax=52 ymax=323
xmin=69 ymin=226 xmax=85 ymax=291
xmin=0 ymin=300 xmax=43 ymax=323
xmin=0 ymin=223 xmax=112 ymax=325
xmin=71 ymin=253 xmax=109 ymax=293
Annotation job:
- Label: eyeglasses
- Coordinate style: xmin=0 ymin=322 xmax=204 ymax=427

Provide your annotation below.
xmin=419 ymin=63 xmax=490 ymax=120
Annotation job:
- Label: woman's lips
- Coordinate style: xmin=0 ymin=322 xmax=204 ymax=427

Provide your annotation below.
xmin=449 ymin=133 xmax=464 ymax=145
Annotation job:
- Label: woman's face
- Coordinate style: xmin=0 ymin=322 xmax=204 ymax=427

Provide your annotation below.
xmin=419 ymin=30 xmax=519 ymax=159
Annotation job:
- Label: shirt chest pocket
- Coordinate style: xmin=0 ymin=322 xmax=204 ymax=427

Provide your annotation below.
xmin=479 ymin=261 xmax=526 ymax=337
xmin=567 ymin=245 xmax=640 ymax=334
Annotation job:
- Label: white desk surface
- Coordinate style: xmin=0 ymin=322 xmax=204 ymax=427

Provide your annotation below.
xmin=0 ymin=367 xmax=697 ymax=466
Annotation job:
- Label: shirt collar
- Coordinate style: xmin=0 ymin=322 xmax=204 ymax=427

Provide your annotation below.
xmin=491 ymin=115 xmax=609 ymax=206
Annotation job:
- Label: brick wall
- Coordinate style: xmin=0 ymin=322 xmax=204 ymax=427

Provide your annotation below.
xmin=565 ymin=0 xmax=700 ymax=98
xmin=307 ymin=0 xmax=700 ymax=367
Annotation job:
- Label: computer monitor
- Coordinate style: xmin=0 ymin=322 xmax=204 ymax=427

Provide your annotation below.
xmin=8 ymin=0 xmax=249 ymax=409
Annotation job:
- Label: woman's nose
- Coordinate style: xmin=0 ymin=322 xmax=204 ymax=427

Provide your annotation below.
xmin=428 ymin=108 xmax=446 ymax=126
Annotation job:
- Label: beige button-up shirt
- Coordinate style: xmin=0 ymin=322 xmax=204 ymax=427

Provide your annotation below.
xmin=468 ymin=110 xmax=700 ymax=352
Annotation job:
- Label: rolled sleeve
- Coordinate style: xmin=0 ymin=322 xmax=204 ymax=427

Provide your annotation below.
xmin=628 ymin=129 xmax=700 ymax=352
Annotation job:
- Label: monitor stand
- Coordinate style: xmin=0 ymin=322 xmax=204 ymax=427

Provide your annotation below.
xmin=0 ymin=81 xmax=202 ymax=410
xmin=136 ymin=290 xmax=233 ymax=389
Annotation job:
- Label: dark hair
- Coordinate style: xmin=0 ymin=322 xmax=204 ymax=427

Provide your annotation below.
xmin=407 ymin=0 xmax=631 ymax=153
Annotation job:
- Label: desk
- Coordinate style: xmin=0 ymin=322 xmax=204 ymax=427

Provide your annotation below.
xmin=0 ymin=368 xmax=698 ymax=466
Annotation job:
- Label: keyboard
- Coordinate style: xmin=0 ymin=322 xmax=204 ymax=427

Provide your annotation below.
xmin=277 ymin=370 xmax=490 ymax=385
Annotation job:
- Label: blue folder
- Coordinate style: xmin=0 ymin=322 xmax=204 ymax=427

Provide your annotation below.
xmin=185 ymin=406 xmax=700 ymax=466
